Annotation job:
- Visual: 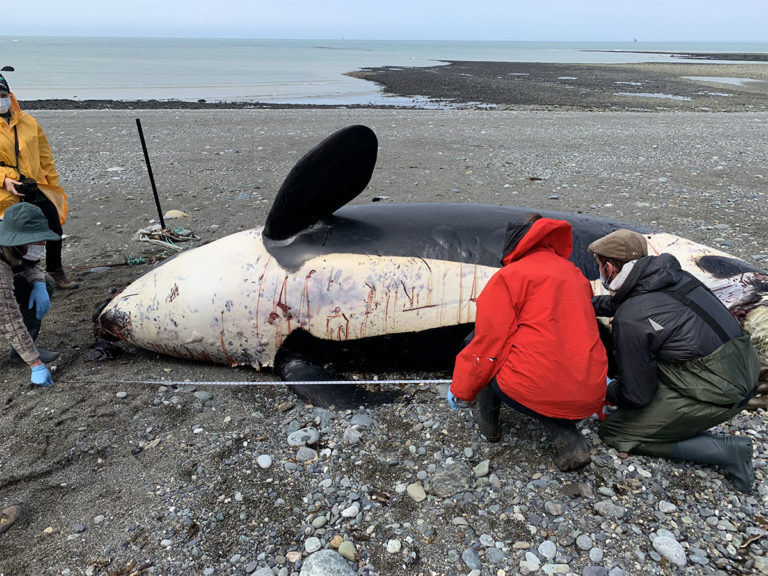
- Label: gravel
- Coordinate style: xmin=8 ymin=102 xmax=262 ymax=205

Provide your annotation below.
xmin=0 ymin=108 xmax=766 ymax=575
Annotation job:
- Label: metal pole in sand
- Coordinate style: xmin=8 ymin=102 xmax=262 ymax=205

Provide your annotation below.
xmin=136 ymin=118 xmax=166 ymax=230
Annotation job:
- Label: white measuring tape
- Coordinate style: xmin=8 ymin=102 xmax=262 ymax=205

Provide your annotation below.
xmin=71 ymin=378 xmax=453 ymax=387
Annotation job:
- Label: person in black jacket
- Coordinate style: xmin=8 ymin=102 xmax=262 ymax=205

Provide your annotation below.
xmin=589 ymin=229 xmax=759 ymax=493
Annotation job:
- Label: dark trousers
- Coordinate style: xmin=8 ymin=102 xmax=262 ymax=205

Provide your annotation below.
xmin=12 ymin=272 xmax=54 ymax=340
xmin=27 ymin=196 xmax=63 ymax=272
xmin=489 ymin=378 xmax=577 ymax=426
xmin=460 ymin=329 xmax=578 ymax=426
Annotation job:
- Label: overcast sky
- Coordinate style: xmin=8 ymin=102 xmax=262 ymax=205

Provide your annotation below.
xmin=12 ymin=0 xmax=768 ymax=42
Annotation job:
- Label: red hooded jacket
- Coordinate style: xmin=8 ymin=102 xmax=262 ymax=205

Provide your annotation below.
xmin=450 ymin=218 xmax=607 ymax=419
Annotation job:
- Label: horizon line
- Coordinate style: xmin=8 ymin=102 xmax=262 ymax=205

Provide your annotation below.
xmin=3 ymin=34 xmax=768 ymax=45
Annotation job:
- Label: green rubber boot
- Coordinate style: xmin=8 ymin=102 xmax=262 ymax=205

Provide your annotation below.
xmin=637 ymin=434 xmax=754 ymax=493
xmin=671 ymin=434 xmax=754 ymax=493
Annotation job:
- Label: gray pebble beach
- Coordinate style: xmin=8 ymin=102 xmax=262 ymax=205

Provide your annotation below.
xmin=0 ymin=107 xmax=766 ymax=575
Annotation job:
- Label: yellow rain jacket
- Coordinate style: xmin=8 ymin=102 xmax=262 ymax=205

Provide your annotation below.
xmin=0 ymin=93 xmax=68 ymax=223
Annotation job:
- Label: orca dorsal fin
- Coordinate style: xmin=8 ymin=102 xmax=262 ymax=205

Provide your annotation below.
xmin=264 ymin=124 xmax=378 ymax=241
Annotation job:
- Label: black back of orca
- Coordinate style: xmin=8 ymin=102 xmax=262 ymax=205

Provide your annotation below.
xmin=260 ymin=125 xmax=646 ymax=281
xmin=262 ymin=125 xmax=762 ymax=282
xmin=264 ymin=202 xmax=652 ymax=281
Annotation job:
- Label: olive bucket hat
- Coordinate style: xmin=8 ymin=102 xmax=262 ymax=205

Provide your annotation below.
xmin=0 ymin=202 xmax=61 ymax=246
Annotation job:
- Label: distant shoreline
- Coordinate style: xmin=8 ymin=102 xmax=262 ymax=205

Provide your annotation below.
xmin=583 ymin=50 xmax=768 ymax=62
xmin=20 ymin=58 xmax=768 ymax=112
xmin=20 ymin=99 xmax=369 ymax=111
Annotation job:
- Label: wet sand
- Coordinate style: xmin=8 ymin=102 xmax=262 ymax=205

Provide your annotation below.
xmin=347 ymin=61 xmax=768 ymax=112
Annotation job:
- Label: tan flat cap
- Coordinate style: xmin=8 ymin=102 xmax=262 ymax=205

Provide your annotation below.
xmin=588 ymin=229 xmax=648 ymax=261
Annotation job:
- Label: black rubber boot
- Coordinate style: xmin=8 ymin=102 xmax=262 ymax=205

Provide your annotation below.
xmin=472 ymin=385 xmax=502 ymax=443
xmin=10 ymin=348 xmax=60 ymax=363
xmin=670 ymin=434 xmax=754 ymax=493
xmin=543 ymin=419 xmax=591 ymax=471
xmin=8 ymin=314 xmax=59 ymax=363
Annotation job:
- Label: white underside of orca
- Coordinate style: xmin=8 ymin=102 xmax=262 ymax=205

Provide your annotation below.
xmin=100 ymin=227 xmax=497 ymax=368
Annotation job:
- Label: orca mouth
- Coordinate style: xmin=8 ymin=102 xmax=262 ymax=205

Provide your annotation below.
xmin=95 ymin=307 xmax=133 ymax=342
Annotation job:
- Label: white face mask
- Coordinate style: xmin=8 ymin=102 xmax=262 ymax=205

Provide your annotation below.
xmin=0 ymin=97 xmax=11 ymax=114
xmin=24 ymin=244 xmax=46 ymax=262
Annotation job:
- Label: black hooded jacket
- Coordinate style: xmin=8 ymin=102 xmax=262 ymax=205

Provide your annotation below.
xmin=593 ymin=253 xmax=742 ymax=408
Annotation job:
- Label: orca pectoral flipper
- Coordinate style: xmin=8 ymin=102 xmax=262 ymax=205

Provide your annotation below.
xmin=277 ymin=357 xmax=400 ymax=410
xmin=264 ymin=125 xmax=378 ymax=241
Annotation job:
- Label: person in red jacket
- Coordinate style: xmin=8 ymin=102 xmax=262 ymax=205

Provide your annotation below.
xmin=448 ymin=215 xmax=608 ymax=471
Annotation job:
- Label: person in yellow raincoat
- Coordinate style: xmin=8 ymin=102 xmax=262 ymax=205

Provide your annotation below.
xmin=0 ymin=73 xmax=78 ymax=289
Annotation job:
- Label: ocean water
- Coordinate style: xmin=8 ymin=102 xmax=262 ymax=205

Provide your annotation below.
xmin=0 ymin=37 xmax=765 ymax=104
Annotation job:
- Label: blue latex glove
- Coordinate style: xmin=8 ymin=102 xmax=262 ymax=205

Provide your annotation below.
xmin=446 ymin=388 xmax=459 ymax=411
xmin=28 ymin=281 xmax=50 ymax=320
xmin=30 ymin=364 xmax=53 ymax=387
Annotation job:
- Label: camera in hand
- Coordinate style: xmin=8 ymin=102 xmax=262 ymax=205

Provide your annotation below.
xmin=17 ymin=178 xmax=44 ymax=203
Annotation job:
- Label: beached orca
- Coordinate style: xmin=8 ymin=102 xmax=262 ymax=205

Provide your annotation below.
xmin=95 ymin=125 xmax=768 ymax=408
